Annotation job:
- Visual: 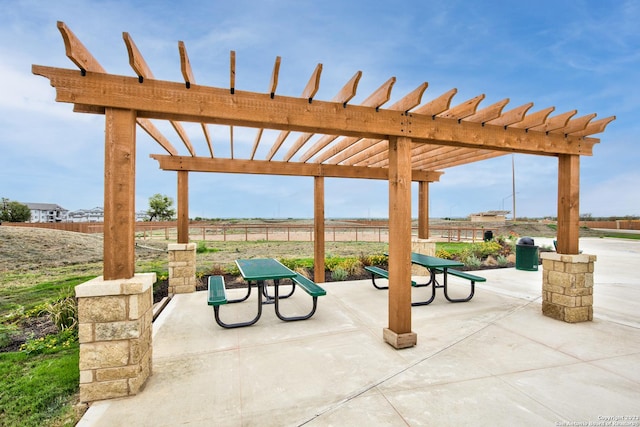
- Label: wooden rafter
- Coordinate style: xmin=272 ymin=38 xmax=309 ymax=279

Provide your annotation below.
xmin=250 ymin=56 xmax=282 ymax=159
xmin=179 ymin=41 xmax=214 ymax=157
xmin=37 ymin=22 xmax=616 ymax=181
xmin=312 ymin=82 xmax=428 ymax=164
xmin=123 ymin=32 xmax=196 ymax=156
xmin=282 ymin=71 xmax=362 ymax=162
xmin=333 ymin=88 xmax=458 ymax=166
xmin=298 ymin=77 xmax=397 ymax=162
xmin=57 ymin=21 xmax=180 ymax=156
xmin=266 ymin=63 xmax=323 ymax=161
xmin=229 ymin=51 xmax=236 ymax=158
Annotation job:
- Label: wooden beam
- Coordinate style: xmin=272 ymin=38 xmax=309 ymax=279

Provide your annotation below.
xmin=411 ymin=88 xmax=457 ymax=116
xmin=418 ymin=181 xmax=429 ymax=239
xmin=299 ymin=77 xmax=396 ymax=162
xmin=552 ymin=113 xmax=596 ymax=135
xmin=123 ymin=33 xmax=196 ymax=156
xmin=569 ymin=116 xmax=615 ymax=138
xmin=151 ymin=155 xmax=442 ymax=182
xmin=510 ymin=107 xmax=555 ymax=129
xmin=136 ymin=118 xmax=179 ymax=156
xmin=266 ymin=64 xmax=323 ymax=161
xmin=229 ymin=51 xmax=236 ymax=157
xmin=463 ymin=98 xmax=509 ymax=123
xmin=313 ymin=82 xmax=428 ymax=164
xmin=251 ymin=57 xmax=282 ymax=158
xmin=485 ymin=102 xmax=533 ymax=127
xmin=386 ymin=136 xmax=414 ymax=342
xmin=301 ymin=63 xmax=322 ymax=101
xmin=529 ymin=110 xmax=576 ymax=133
xmin=103 ymin=108 xmax=136 ymax=280
xmin=32 ymin=66 xmax=601 ymax=156
xmin=438 ymin=94 xmax=485 ymax=120
xmin=343 ymin=140 xmax=390 ymax=166
xmin=557 ymin=155 xmax=581 ymax=254
xmin=179 ymin=41 xmax=214 ymax=157
xmin=57 ymin=21 xmax=106 ymax=73
xmin=314 ymin=177 xmax=325 ymax=283
xmin=177 ymin=171 xmax=189 ymax=244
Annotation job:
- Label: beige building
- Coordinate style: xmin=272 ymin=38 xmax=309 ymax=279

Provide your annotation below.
xmin=470 ymin=210 xmax=510 ymax=222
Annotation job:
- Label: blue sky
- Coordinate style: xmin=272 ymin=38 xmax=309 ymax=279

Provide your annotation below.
xmin=1 ymin=0 xmax=638 ymax=219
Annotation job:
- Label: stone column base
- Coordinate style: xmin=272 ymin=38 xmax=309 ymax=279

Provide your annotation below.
xmin=541 ymin=253 xmax=596 ymax=323
xmin=75 ymin=273 xmax=155 ymax=403
xmin=411 ymin=237 xmax=436 ymax=275
xmin=383 ymin=328 xmax=417 ymax=349
xmin=168 ymin=243 xmax=196 ymax=294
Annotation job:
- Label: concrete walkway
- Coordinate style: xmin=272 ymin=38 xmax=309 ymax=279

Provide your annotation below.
xmin=78 ymin=237 xmax=640 ymax=426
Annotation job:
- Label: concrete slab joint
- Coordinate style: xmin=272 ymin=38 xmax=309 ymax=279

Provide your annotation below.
xmin=168 ymin=243 xmax=197 ymax=294
xmin=75 ymin=273 xmax=156 ymax=403
xmin=541 ymin=252 xmax=596 ymax=323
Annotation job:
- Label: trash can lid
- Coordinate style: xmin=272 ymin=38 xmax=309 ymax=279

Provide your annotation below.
xmin=517 ymin=236 xmax=535 ymax=245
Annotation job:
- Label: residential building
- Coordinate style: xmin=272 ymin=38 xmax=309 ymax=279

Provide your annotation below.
xmin=24 ymin=202 xmax=69 ymax=223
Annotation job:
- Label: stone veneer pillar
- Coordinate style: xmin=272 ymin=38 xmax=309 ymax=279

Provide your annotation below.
xmin=541 ymin=253 xmax=596 ymax=323
xmin=411 ymin=237 xmax=436 ymax=275
xmin=75 ymin=273 xmax=155 ymax=403
xmin=168 ymin=243 xmax=197 ymax=294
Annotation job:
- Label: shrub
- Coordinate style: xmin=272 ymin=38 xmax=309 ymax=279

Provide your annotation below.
xmin=331 ymin=267 xmax=348 ymax=281
xmin=208 ymin=264 xmax=227 ymax=275
xmin=43 ymin=296 xmax=78 ymax=332
xmin=196 ymin=241 xmax=208 ymax=253
xmin=462 ymin=254 xmax=482 ymax=268
xmin=365 ymin=254 xmax=388 ymax=267
xmin=435 ymin=249 xmax=454 ymax=259
xmin=497 ymin=255 xmax=509 ymax=266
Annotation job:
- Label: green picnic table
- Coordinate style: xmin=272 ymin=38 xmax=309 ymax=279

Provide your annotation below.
xmin=207 ymin=258 xmax=326 ymax=328
xmin=366 ymin=253 xmax=484 ymax=305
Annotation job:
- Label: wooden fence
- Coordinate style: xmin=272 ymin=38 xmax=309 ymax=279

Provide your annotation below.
xmin=3 ymin=221 xmax=495 ymax=243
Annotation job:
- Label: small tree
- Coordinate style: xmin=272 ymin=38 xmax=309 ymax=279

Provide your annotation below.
xmin=146 ymin=193 xmax=175 ymax=221
xmin=0 ymin=198 xmax=31 ymax=222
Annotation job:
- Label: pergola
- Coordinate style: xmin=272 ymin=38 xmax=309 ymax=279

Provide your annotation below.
xmin=34 ymin=22 xmax=614 ymax=349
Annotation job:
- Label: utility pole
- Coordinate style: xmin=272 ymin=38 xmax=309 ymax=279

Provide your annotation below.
xmin=512 ymin=155 xmax=517 ymax=221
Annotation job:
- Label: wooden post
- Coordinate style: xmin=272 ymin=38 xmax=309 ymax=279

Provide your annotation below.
xmin=418 ymin=181 xmax=429 ymax=239
xmin=103 ymin=108 xmax=136 ymax=280
xmin=557 ymin=154 xmax=580 ymax=254
xmin=384 ymin=136 xmax=416 ymax=348
xmin=314 ymin=177 xmax=325 ymax=283
xmin=177 ymin=171 xmax=189 ymax=244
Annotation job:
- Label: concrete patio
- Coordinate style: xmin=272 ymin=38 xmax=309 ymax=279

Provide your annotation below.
xmin=78 ymin=237 xmax=640 ymax=426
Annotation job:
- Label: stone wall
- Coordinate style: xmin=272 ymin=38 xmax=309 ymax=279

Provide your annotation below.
xmin=168 ymin=243 xmax=196 ymax=294
xmin=541 ymin=253 xmax=596 ymax=323
xmin=75 ymin=273 xmax=156 ymax=403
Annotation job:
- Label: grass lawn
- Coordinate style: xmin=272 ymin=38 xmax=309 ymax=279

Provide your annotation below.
xmin=0 ymin=344 xmax=79 ymax=426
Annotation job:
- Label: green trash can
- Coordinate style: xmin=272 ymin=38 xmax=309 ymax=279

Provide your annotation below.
xmin=515 ymin=237 xmax=539 ymax=271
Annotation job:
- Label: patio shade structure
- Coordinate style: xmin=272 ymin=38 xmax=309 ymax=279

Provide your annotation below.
xmin=33 ymin=22 xmax=614 ymax=348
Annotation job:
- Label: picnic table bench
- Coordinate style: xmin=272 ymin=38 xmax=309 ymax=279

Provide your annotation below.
xmin=207 ymin=258 xmax=326 ymax=328
xmin=365 ymin=253 xmax=486 ymax=305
